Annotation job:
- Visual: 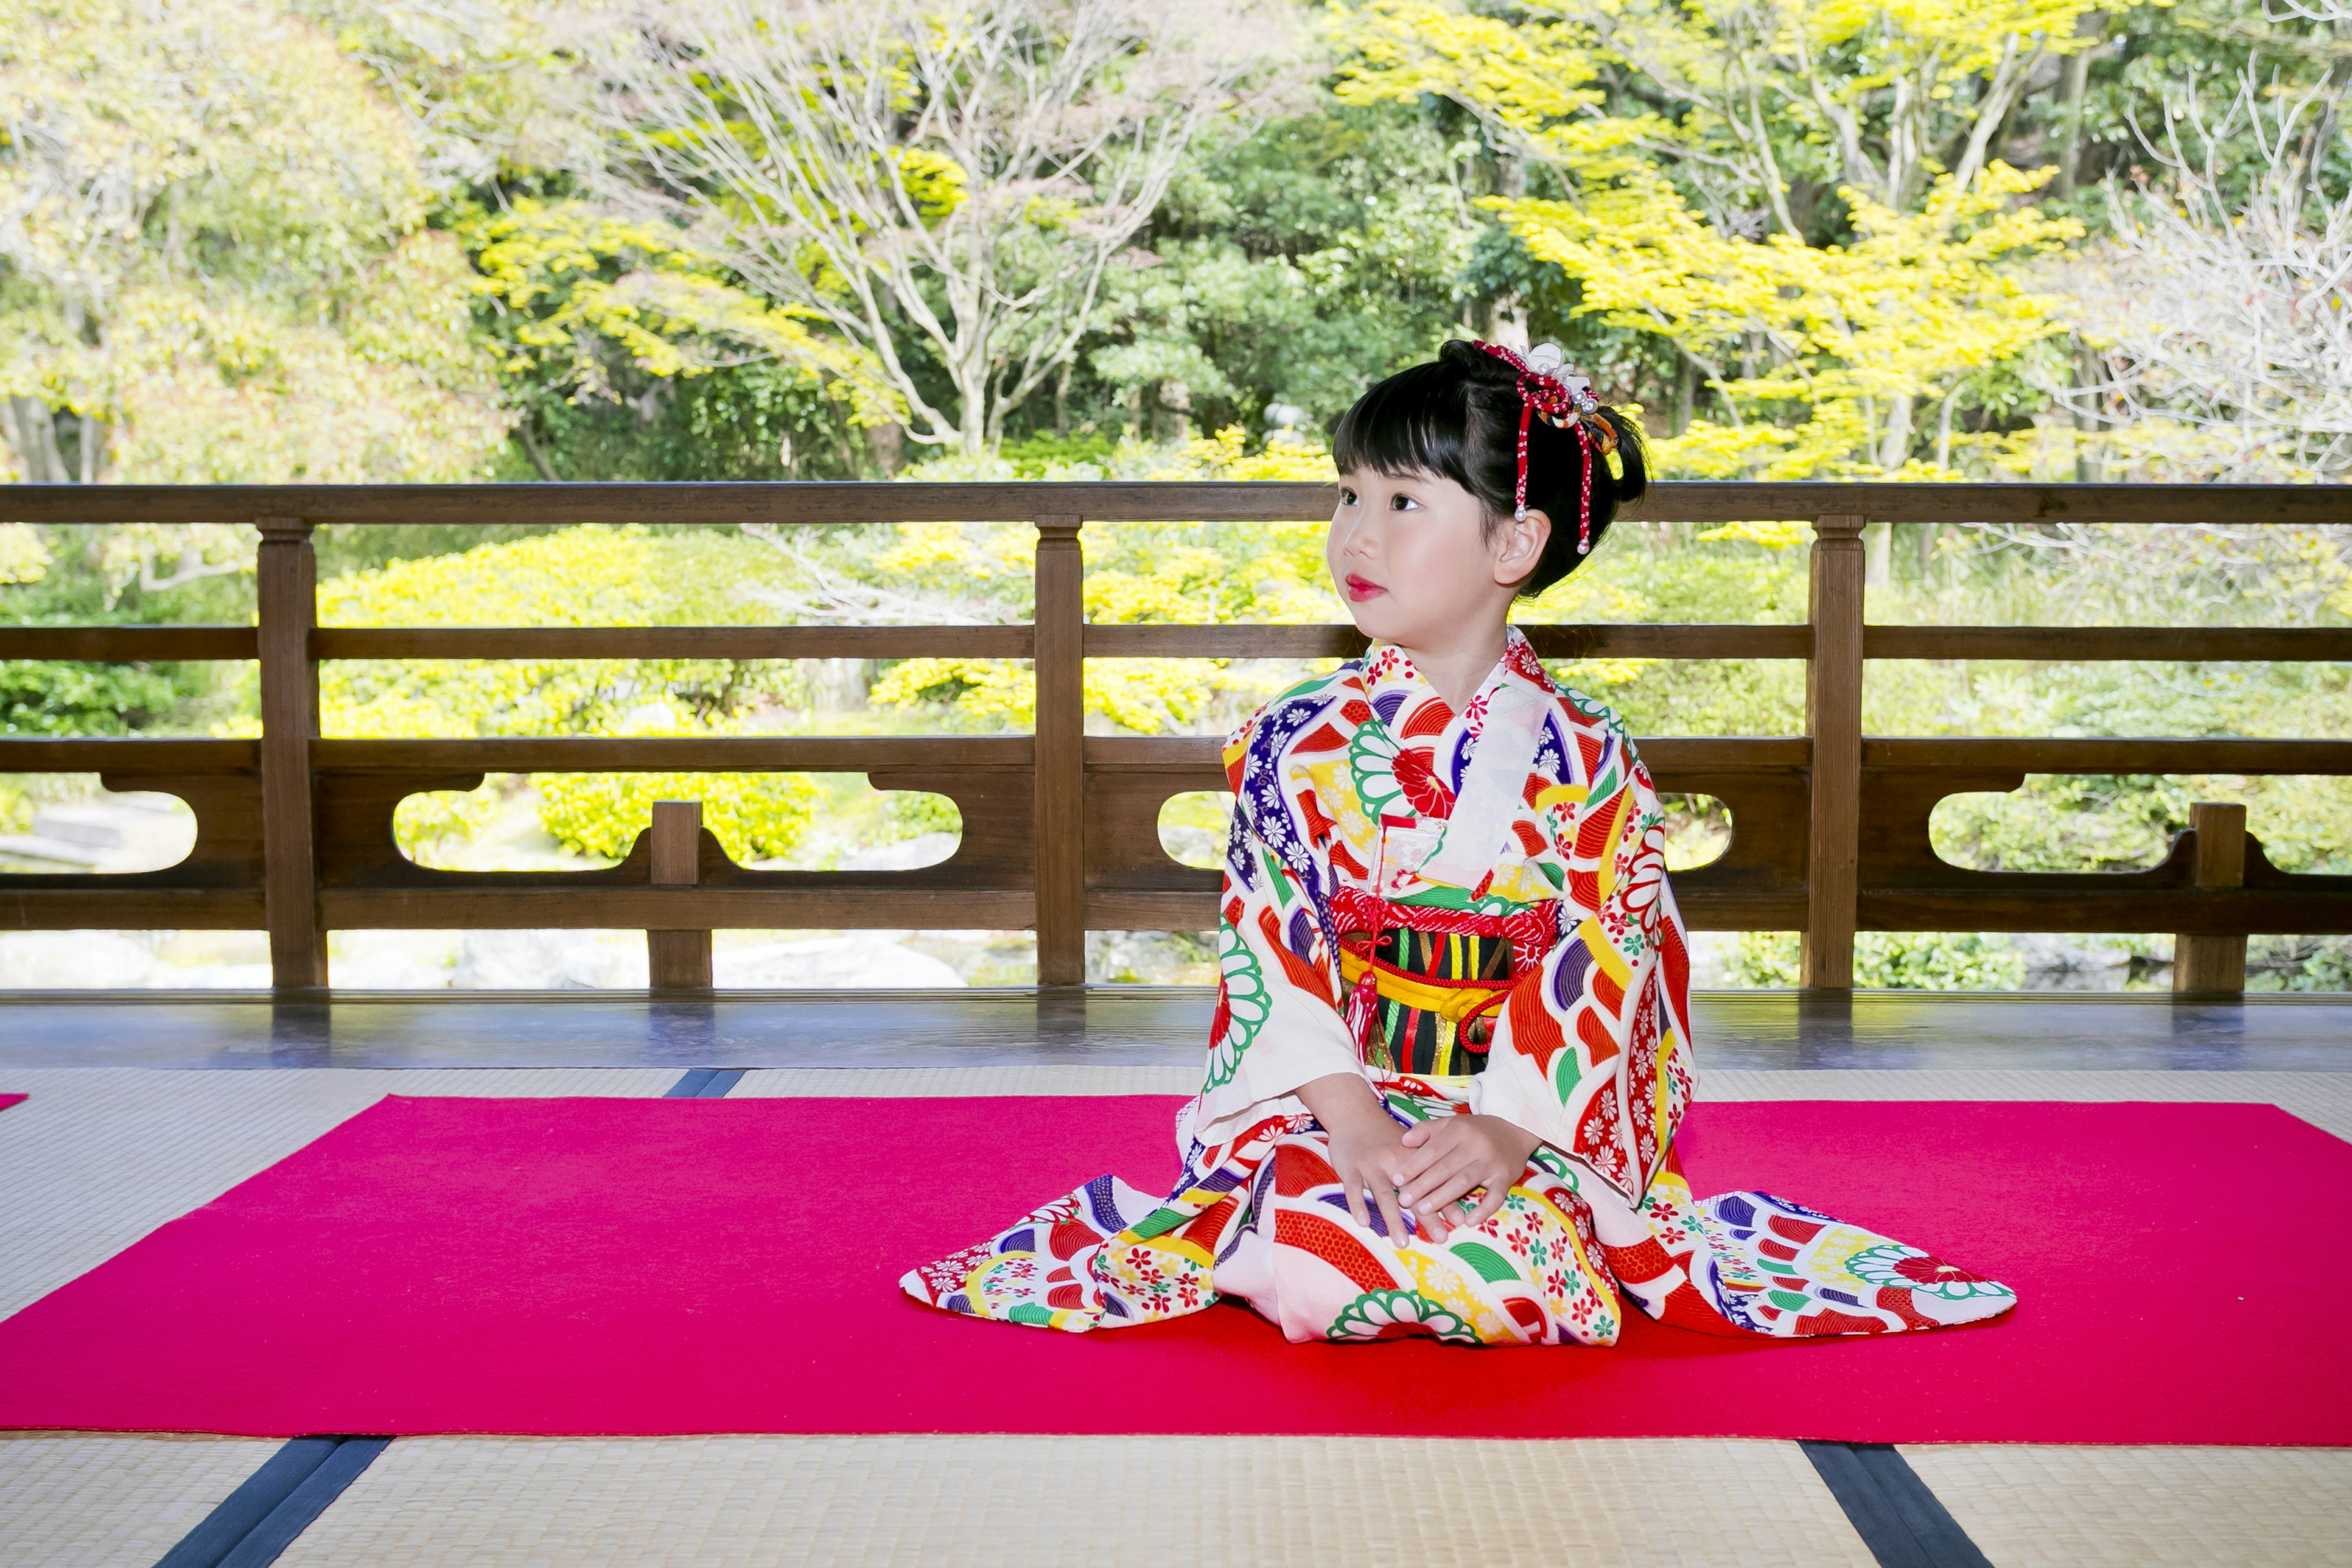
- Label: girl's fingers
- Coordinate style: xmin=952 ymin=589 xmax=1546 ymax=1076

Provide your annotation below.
xmin=1393 ymin=1125 xmax=1463 ymax=1187
xmin=1460 ymin=1180 xmax=1510 ymax=1230
xmin=1373 ymin=1183 xmax=1412 ymax=1250
xmin=1396 ymin=1148 xmax=1477 ymax=1211
xmin=1413 ymin=1166 xmax=1481 ymax=1218
xmin=1340 ymin=1164 xmax=1372 ymax=1231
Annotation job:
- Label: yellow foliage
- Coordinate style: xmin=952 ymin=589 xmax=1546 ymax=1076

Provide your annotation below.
xmin=869 ymin=657 xmax=1036 ymax=728
xmin=870 ymin=428 xmax=1344 ymax=733
xmin=314 ymin=525 xmax=813 ymax=852
xmin=0 ymin=0 xmax=511 ymax=483
xmin=1696 ymin=519 xmax=1812 ymax=550
xmin=1554 ymin=655 xmax=1659 ymax=687
xmin=1335 ymin=0 xmax=2099 ymax=478
xmin=1497 ymin=164 xmax=2080 ymax=478
xmin=1338 ymin=0 xmax=1602 ymax=140
xmin=466 ymin=199 xmax=900 ymax=424
xmin=892 ymin=148 xmax=969 ymax=221
xmin=0 ymin=525 xmax=51 ymax=585
xmin=535 ymin=771 xmax=820 ymax=862
xmin=872 ymin=521 xmax=1033 ymax=582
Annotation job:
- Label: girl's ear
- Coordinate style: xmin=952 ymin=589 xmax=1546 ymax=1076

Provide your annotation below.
xmin=1490 ymin=507 xmax=1551 ymax=588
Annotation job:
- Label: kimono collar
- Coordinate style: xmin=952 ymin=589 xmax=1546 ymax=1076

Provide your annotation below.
xmin=1361 ymin=628 xmax=1558 ymax=887
xmin=1360 ymin=625 xmax=1555 ymax=736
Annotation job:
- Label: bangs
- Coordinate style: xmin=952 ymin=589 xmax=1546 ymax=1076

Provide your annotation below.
xmin=1329 ymin=362 xmax=1473 ymax=492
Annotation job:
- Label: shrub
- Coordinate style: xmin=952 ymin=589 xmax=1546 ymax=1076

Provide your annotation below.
xmin=882 ymin=788 xmax=962 ymax=840
xmin=1722 ymin=930 xmax=2026 ymax=989
xmin=535 ymin=772 xmax=821 ymax=862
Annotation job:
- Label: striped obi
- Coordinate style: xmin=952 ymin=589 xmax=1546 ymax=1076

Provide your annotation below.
xmin=1332 ymin=886 xmax=1559 ymax=1077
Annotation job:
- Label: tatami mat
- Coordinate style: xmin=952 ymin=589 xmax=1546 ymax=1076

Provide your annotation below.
xmin=0 ymin=1069 xmax=675 ymax=1316
xmin=6 ymin=1064 xmax=2351 ymax=1565
xmin=738 ymin=1065 xmax=2352 ymax=1137
xmin=0 ymin=1432 xmax=280 ymax=1568
xmin=1904 ymin=1444 xmax=2352 ymax=1567
xmin=735 ymin=1065 xmax=1202 ymax=1096
xmin=271 ymin=1434 xmax=1875 ymax=1568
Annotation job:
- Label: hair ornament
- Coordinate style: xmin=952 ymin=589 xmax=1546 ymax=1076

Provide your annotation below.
xmin=1472 ymin=339 xmax=1612 ymax=554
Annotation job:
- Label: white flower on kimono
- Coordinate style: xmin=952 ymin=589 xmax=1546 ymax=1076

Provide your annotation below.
xmin=1328 ymin=1289 xmax=1480 ymax=1344
xmin=1844 ymin=1243 xmax=2011 ymax=1301
xmin=1620 ymin=824 xmax=1668 ymax=935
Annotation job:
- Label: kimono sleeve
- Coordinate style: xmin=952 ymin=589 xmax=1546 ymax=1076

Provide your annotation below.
xmin=1468 ymin=725 xmax=1696 ymax=1204
xmin=1189 ymin=802 xmax=1366 ymax=1150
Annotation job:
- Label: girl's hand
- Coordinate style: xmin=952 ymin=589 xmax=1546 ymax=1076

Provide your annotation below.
xmin=1392 ymin=1114 xmax=1542 ymax=1240
xmin=1295 ymin=1072 xmax=1415 ymax=1246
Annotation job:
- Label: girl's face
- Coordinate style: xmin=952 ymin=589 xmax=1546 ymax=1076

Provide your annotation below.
xmin=1327 ymin=466 xmax=1548 ymax=651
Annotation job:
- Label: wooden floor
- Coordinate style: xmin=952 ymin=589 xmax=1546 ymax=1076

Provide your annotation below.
xmin=1 ymin=991 xmax=2348 ymax=1567
xmin=2 ymin=986 xmax=2347 ymax=1071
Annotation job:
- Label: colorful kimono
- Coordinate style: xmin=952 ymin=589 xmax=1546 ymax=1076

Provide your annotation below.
xmin=904 ymin=630 xmax=2016 ymax=1345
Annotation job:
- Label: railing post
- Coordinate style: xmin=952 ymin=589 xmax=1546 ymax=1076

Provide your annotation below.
xmin=257 ymin=516 xmax=325 ymax=990
xmin=1033 ymin=516 xmax=1086 ymax=986
xmin=647 ymin=798 xmax=713 ymax=992
xmin=1801 ymin=514 xmax=1868 ymax=990
xmin=2174 ymin=801 xmax=2248 ymax=995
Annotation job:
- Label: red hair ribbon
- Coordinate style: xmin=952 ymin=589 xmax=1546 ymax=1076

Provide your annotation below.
xmin=1474 ymin=341 xmax=1609 ymax=555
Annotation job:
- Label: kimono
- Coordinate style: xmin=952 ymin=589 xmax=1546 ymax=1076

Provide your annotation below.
xmin=903 ymin=629 xmax=2017 ymax=1346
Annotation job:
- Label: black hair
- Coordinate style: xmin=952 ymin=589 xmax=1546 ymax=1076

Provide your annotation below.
xmin=1329 ymin=339 xmax=1648 ymax=597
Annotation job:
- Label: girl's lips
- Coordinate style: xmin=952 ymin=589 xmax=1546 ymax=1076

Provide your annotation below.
xmin=1344 ymin=574 xmax=1384 ymax=601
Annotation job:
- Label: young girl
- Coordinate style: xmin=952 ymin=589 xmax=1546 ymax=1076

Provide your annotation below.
xmin=903 ymin=340 xmax=2016 ymax=1346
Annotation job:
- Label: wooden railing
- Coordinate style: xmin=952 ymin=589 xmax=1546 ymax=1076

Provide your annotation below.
xmin=2 ymin=481 xmax=2350 ymax=995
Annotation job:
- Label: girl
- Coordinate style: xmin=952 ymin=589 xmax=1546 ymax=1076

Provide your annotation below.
xmin=903 ymin=341 xmax=2016 ymax=1346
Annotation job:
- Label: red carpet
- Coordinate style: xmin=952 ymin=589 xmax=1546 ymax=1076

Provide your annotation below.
xmin=0 ymin=1095 xmax=2344 ymax=1444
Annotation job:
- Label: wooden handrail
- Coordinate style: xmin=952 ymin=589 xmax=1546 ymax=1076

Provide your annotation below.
xmin=2 ymin=480 xmax=2348 ymax=998
xmin=312 ymin=626 xmax=1036 ymax=660
xmin=1087 ymin=624 xmax=1820 ymax=659
xmin=6 ymin=478 xmax=2348 ymax=525
xmin=1863 ymin=627 xmax=2352 ymax=662
xmin=306 ymin=736 xmax=1035 ymax=770
xmin=0 ymin=626 xmax=262 ymax=660
xmin=1863 ymin=737 xmax=2352 ymax=771
xmin=19 ymin=620 xmax=2352 ymax=666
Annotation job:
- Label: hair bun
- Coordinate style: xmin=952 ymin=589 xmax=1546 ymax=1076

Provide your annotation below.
xmin=1438 ymin=339 xmax=1513 ymax=379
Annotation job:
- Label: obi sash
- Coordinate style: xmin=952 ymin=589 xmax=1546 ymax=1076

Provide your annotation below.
xmin=1333 ymin=886 xmax=1558 ymax=1077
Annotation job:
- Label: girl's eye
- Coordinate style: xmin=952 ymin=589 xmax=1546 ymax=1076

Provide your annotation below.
xmin=1389 ymin=493 xmax=1419 ymax=511
xmin=1337 ymin=486 xmax=1358 ymax=506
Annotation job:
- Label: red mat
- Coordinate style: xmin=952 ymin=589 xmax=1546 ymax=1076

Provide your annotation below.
xmin=0 ymin=1095 xmax=2344 ymax=1444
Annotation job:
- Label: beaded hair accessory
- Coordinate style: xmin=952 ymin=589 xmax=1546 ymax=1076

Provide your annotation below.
xmin=1474 ymin=339 xmax=1616 ymax=554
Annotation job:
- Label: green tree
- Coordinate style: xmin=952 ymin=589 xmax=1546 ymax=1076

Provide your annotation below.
xmin=0 ymin=0 xmax=510 ymax=494
xmin=465 ymin=199 xmax=893 ymax=480
xmin=582 ymin=0 xmax=1291 ymax=454
xmin=1333 ymin=0 xmax=2117 ymax=475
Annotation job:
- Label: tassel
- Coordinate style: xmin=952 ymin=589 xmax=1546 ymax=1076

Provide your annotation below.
xmin=1345 ymin=961 xmax=1381 ymax=1055
xmin=1476 ymin=339 xmax=1603 ymax=548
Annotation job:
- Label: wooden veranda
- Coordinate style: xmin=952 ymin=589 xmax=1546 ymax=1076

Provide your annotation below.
xmin=2 ymin=483 xmax=2350 ymax=1568
xmin=2 ymin=479 xmax=2348 ymax=994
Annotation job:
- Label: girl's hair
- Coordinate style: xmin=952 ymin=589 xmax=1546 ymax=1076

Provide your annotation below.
xmin=1330 ymin=339 xmax=1648 ymax=597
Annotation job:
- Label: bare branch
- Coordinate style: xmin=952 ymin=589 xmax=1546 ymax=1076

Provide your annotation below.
xmin=2054 ymin=66 xmax=2352 ymax=481
xmin=574 ymin=0 xmax=1292 ymax=454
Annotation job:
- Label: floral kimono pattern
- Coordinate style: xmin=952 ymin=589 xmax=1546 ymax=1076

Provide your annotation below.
xmin=904 ymin=630 xmax=2016 ymax=1345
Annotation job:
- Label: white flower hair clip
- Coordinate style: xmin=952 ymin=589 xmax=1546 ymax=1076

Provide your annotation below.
xmin=1472 ymin=339 xmax=1614 ymax=552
